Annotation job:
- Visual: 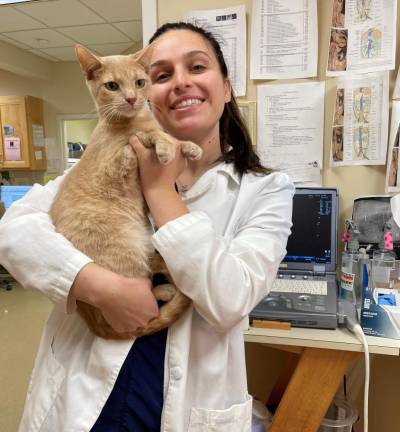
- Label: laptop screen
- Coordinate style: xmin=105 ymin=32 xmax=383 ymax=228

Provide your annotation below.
xmin=282 ymin=188 xmax=338 ymax=273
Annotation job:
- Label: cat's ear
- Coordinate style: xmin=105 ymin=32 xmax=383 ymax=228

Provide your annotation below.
xmin=130 ymin=44 xmax=153 ymax=69
xmin=75 ymin=45 xmax=103 ymax=80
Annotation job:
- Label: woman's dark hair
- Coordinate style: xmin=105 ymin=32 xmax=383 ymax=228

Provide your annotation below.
xmin=149 ymin=22 xmax=271 ymax=175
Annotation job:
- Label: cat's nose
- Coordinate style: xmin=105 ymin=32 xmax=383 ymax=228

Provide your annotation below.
xmin=125 ymin=97 xmax=136 ymax=105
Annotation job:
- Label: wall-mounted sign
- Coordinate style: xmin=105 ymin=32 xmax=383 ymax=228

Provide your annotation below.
xmin=4 ymin=137 xmax=22 ymax=161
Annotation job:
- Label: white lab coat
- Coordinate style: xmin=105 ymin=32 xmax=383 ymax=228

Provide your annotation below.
xmin=0 ymin=162 xmax=294 ymax=432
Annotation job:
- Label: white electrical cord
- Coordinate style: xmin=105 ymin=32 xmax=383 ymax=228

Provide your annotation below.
xmin=352 ymin=324 xmax=370 ymax=432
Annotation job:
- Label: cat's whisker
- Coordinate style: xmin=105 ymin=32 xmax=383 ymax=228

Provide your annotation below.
xmin=100 ymin=104 xmax=119 ymax=122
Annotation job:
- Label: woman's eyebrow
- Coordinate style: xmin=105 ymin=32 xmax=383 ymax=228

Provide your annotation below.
xmin=149 ymin=50 xmax=211 ymax=69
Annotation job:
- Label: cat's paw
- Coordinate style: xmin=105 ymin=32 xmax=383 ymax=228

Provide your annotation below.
xmin=181 ymin=141 xmax=202 ymax=160
xmin=136 ymin=131 xmax=176 ymax=164
xmin=153 ymin=133 xmax=176 ymax=164
xmin=134 ymin=131 xmax=149 ymax=145
xmin=155 ymin=142 xmax=175 ymax=165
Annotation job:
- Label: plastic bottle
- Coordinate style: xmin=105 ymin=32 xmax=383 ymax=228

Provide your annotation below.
xmin=371 ymin=222 xmax=396 ymax=289
xmin=340 ymin=220 xmax=361 ymax=304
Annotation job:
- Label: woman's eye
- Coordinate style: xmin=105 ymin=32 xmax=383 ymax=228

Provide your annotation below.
xmin=135 ymin=79 xmax=145 ymax=88
xmin=192 ymin=64 xmax=206 ymax=72
xmin=104 ymin=81 xmax=119 ymax=91
xmin=154 ymin=73 xmax=169 ymax=82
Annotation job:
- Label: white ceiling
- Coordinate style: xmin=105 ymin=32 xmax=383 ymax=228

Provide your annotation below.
xmin=0 ymin=0 xmax=143 ymax=62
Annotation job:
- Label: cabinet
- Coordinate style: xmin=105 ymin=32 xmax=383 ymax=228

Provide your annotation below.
xmin=0 ymin=96 xmax=47 ymax=171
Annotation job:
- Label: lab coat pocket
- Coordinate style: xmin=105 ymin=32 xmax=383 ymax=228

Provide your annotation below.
xmin=188 ymin=396 xmax=252 ymax=432
xmin=25 ymin=349 xmax=66 ymax=430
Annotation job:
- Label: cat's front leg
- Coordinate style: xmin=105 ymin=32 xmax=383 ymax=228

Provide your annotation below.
xmin=135 ymin=130 xmax=175 ymax=164
xmin=135 ymin=131 xmax=202 ymax=164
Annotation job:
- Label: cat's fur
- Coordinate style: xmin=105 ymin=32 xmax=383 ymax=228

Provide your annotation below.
xmin=49 ymin=45 xmax=201 ymax=340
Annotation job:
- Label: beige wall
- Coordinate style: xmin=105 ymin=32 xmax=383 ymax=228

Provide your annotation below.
xmin=157 ymin=1 xmax=400 ymax=431
xmin=0 ymin=40 xmax=53 ymax=80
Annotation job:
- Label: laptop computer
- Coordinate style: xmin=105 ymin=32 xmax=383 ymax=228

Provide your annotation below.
xmin=250 ymin=188 xmax=339 ymax=329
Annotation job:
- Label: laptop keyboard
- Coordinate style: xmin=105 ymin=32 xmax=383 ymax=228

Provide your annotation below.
xmin=270 ymin=278 xmax=328 ymax=296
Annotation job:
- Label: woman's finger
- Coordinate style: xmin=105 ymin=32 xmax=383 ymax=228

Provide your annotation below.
xmin=129 ymin=135 xmax=143 ymax=153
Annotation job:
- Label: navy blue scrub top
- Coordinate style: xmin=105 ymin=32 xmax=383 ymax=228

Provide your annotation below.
xmin=91 ymin=328 xmax=167 ymax=432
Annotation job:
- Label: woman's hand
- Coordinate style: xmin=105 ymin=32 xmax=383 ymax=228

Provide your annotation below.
xmin=130 ymin=136 xmax=189 ymax=227
xmin=69 ymin=262 xmax=159 ymax=333
xmin=129 ymin=135 xmax=186 ymax=196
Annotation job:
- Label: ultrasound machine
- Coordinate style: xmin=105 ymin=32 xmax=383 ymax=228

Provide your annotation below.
xmin=250 ymin=188 xmax=339 ymax=329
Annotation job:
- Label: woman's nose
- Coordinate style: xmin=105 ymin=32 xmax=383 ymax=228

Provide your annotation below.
xmin=173 ymin=69 xmax=191 ymax=91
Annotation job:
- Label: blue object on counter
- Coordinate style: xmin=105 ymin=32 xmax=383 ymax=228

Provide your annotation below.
xmin=378 ymin=293 xmax=396 ymax=306
xmin=0 ymin=185 xmax=32 ymax=209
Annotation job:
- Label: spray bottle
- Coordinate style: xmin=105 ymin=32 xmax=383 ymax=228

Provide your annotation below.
xmin=340 ymin=220 xmax=361 ymax=304
xmin=371 ymin=222 xmax=396 ymax=289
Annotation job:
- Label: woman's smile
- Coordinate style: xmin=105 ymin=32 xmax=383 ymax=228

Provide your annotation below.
xmin=171 ymin=97 xmax=204 ymax=110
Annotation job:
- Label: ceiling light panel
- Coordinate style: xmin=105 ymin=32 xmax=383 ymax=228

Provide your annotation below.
xmin=0 ymin=1 xmax=39 ymax=5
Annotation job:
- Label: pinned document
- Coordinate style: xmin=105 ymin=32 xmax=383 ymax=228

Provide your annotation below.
xmin=4 ymin=137 xmax=22 ymax=161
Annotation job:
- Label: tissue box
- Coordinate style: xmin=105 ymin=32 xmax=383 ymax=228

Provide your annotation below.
xmin=360 ymin=285 xmax=400 ymax=339
xmin=0 ymin=185 xmax=32 ymax=209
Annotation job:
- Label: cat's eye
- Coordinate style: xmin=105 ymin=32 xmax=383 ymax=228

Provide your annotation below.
xmin=135 ymin=79 xmax=146 ymax=88
xmin=105 ymin=81 xmax=119 ymax=91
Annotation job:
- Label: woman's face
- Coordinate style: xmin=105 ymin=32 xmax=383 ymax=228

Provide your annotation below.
xmin=147 ymin=29 xmax=231 ymax=143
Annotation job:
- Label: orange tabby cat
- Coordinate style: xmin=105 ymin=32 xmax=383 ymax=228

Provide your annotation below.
xmin=49 ymin=45 xmax=201 ymax=340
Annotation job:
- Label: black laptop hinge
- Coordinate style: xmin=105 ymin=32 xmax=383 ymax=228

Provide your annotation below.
xmin=313 ymin=264 xmax=326 ymax=276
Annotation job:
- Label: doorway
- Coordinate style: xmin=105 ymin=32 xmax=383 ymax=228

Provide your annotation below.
xmin=58 ymin=114 xmax=98 ymax=171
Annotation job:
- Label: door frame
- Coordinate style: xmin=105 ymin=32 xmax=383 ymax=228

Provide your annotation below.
xmin=57 ymin=113 xmax=98 ymax=171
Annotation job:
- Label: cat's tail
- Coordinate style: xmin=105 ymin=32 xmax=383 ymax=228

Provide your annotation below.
xmin=133 ymin=286 xmax=191 ymax=338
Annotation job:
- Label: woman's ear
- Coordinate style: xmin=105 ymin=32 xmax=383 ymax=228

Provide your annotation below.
xmin=75 ymin=45 xmax=103 ymax=80
xmin=224 ymin=78 xmax=232 ymax=103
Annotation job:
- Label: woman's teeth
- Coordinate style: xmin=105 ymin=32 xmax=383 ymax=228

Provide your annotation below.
xmin=174 ymin=99 xmax=202 ymax=109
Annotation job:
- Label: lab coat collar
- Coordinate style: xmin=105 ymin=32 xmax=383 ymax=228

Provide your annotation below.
xmin=179 ymin=162 xmax=240 ymax=201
